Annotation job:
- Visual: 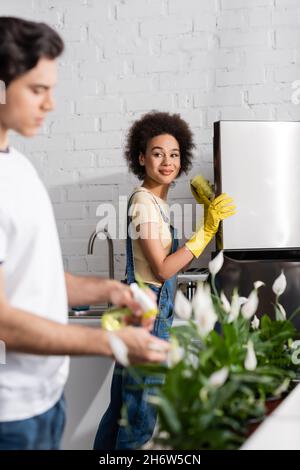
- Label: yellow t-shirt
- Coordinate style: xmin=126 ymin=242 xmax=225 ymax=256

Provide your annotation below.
xmin=128 ymin=187 xmax=172 ymax=287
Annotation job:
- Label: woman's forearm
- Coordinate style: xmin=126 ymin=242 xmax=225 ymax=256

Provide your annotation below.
xmin=154 ymin=245 xmax=194 ymax=281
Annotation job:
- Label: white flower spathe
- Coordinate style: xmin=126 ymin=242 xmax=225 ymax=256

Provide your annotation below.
xmin=239 ymin=297 xmax=248 ymax=306
xmin=228 ymin=289 xmax=240 ymax=323
xmin=244 ymin=340 xmax=257 ymax=371
xmin=208 ymin=250 xmax=224 ymax=276
xmin=108 ymin=333 xmax=129 ymax=367
xmin=130 ymin=282 xmax=158 ymax=313
xmin=276 ymin=303 xmax=287 ymax=321
xmin=182 ymin=369 xmax=193 ymax=379
xmin=146 ymin=395 xmax=162 ymax=406
xmin=251 ymin=315 xmax=260 ymax=330
xmin=208 ymin=367 xmax=229 ymax=388
xmin=220 ymin=291 xmax=231 ymax=313
xmin=192 ymin=282 xmax=217 ymax=337
xmin=272 ymin=271 xmax=287 ymax=297
xmin=174 ymin=290 xmax=192 ymax=320
xmin=167 ymin=337 xmax=185 ymax=368
xmin=241 ymin=289 xmax=259 ymax=319
xmin=254 ymin=281 xmax=265 ymax=289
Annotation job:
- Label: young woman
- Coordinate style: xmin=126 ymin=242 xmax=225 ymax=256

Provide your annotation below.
xmin=94 ymin=111 xmax=236 ymax=450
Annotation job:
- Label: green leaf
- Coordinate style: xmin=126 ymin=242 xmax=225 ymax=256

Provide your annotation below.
xmin=157 ymin=395 xmax=182 ymax=435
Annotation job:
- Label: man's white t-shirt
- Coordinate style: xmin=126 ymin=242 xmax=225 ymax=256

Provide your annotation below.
xmin=0 ymin=147 xmax=69 ymax=422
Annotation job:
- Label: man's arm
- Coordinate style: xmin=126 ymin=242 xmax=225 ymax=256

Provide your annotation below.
xmin=65 ymin=272 xmax=141 ymax=312
xmin=0 ymin=268 xmax=169 ymax=363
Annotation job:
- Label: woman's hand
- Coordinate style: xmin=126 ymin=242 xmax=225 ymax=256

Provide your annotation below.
xmin=185 ymin=193 xmax=236 ymax=258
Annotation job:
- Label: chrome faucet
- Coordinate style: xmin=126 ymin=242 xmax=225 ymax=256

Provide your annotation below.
xmin=87 ymin=228 xmax=115 ymax=280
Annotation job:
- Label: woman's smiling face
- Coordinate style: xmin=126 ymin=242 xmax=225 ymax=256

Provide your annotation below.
xmin=139 ymin=133 xmax=181 ymax=186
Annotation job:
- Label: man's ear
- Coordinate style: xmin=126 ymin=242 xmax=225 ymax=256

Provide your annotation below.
xmin=139 ymin=153 xmax=145 ymax=166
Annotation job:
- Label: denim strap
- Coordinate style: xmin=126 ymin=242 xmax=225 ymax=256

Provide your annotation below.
xmin=125 ymin=190 xmax=178 ymax=310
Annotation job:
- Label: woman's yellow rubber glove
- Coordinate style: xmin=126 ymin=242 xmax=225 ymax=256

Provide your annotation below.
xmin=185 ymin=193 xmax=236 ymax=258
xmin=190 ymin=174 xmax=214 ymax=206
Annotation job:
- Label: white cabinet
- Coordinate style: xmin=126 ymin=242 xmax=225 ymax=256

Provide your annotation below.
xmin=242 ymin=384 xmax=300 ymax=450
xmin=62 ymin=319 xmax=114 ymax=450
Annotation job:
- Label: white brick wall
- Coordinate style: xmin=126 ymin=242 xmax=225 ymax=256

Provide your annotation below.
xmin=1 ymin=0 xmax=300 ymax=278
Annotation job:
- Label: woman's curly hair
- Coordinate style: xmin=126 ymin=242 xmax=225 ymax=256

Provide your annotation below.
xmin=124 ymin=111 xmax=195 ymax=180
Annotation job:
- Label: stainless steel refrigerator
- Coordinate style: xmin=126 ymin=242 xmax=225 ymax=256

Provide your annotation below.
xmin=213 ymin=120 xmax=300 ymax=328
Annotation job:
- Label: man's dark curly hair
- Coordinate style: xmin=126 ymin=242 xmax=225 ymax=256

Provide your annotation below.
xmin=125 ymin=111 xmax=195 ymax=180
xmin=0 ymin=17 xmax=64 ymax=87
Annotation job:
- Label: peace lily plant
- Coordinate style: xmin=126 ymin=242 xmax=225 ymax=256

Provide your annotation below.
xmin=103 ymin=251 xmax=300 ymax=449
xmin=114 ymin=251 xmax=299 ymax=450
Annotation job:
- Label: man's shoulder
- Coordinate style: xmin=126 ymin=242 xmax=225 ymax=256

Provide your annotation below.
xmin=10 ymin=147 xmax=35 ymax=166
xmin=0 ymin=147 xmax=39 ymax=177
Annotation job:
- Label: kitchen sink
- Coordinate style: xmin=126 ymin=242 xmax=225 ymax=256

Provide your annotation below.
xmin=177 ymin=268 xmax=209 ymax=300
xmin=69 ymin=305 xmax=108 ymax=319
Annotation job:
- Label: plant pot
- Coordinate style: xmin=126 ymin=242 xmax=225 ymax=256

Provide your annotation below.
xmin=291 ymin=378 xmax=300 ymax=386
xmin=245 ymin=417 xmax=264 ymax=437
xmin=265 ymin=395 xmax=285 ymax=415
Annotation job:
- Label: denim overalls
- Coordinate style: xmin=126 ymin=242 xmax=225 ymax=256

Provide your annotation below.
xmin=93 ymin=190 xmax=178 ymax=450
